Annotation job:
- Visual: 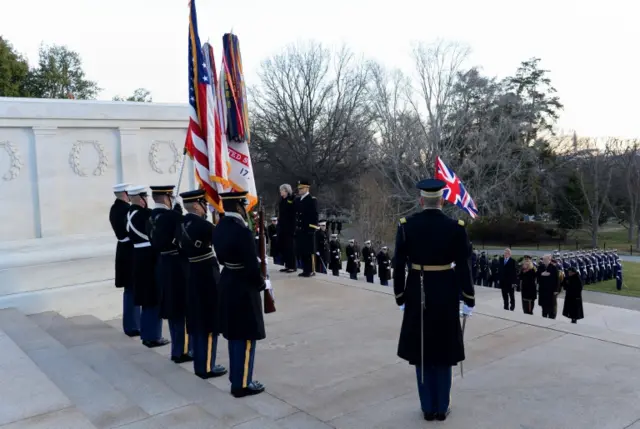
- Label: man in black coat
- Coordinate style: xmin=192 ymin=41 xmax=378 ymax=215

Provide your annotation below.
xmin=267 ymin=217 xmax=280 ymax=265
xmin=489 ymin=255 xmax=500 ymax=288
xmin=346 ymin=239 xmax=360 ymax=280
xmin=478 ymin=251 xmax=488 ymax=286
xmin=179 ymin=190 xmax=227 ymax=379
xmin=126 ymin=186 xmax=169 ymax=348
xmin=315 ymin=221 xmax=329 ymax=274
xmin=394 ymin=179 xmax=475 ymax=422
xmin=213 ymin=191 xmax=266 ymax=398
xmin=109 ymin=183 xmax=140 ymax=337
xmin=362 ymin=240 xmax=376 ymax=283
xmin=377 ymin=246 xmax=392 ymax=286
xmin=499 ymin=248 xmax=517 ymax=311
xmin=149 ymin=185 xmax=191 ymax=364
xmin=294 ymin=179 xmax=319 ymax=277
xmin=537 ymin=254 xmax=561 ymax=319
xmin=277 ymin=184 xmax=296 ymax=272
xmin=329 ymin=234 xmax=341 ymax=276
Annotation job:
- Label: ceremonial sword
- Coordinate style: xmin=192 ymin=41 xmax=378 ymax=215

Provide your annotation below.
xmin=461 ymin=313 xmax=468 ymax=378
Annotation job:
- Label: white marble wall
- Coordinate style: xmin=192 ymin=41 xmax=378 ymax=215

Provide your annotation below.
xmin=0 ymin=97 xmax=196 ymax=242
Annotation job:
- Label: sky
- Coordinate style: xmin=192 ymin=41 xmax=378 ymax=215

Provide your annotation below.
xmin=1 ymin=0 xmax=639 ymax=138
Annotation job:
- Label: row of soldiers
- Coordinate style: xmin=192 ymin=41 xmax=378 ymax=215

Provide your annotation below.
xmin=109 ymin=183 xmax=266 ymax=398
xmin=473 ymin=249 xmax=623 ymax=290
xmin=265 ymin=218 xmax=393 ymax=285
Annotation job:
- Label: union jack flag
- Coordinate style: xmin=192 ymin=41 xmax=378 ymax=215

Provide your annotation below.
xmin=435 ymin=156 xmax=479 ymax=219
xmin=184 ymin=0 xmax=227 ymax=211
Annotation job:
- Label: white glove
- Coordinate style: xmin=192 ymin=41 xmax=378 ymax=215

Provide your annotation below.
xmin=316 ymin=252 xmax=320 ymax=255
xmin=399 ymin=304 xmax=405 ymax=311
xmin=462 ymin=304 xmax=473 ymax=317
xmin=265 ymin=279 xmax=273 ymax=290
xmin=370 ymin=262 xmax=374 ymax=266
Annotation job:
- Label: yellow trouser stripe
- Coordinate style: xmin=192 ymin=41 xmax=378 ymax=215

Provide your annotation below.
xmin=206 ymin=334 xmax=212 ymax=373
xmin=183 ymin=325 xmax=189 ymax=355
xmin=242 ymin=340 xmax=251 ymax=388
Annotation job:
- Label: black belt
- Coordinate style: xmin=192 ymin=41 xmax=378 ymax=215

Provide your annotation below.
xmin=410 ymin=263 xmax=454 ymax=271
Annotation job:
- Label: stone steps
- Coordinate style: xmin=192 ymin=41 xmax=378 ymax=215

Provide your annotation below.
xmin=0 ymin=307 xmax=287 ymax=428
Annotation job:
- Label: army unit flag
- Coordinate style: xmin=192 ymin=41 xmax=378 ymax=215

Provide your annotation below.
xmin=184 ymin=0 xmax=257 ymax=213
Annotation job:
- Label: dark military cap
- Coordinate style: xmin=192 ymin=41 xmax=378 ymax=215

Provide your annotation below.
xmin=150 ymin=185 xmax=175 ymax=196
xmin=219 ymin=190 xmax=249 ymax=200
xmin=180 ymin=189 xmax=206 ymax=203
xmin=297 ymin=179 xmax=311 ymax=188
xmin=416 ymin=178 xmax=446 ymax=197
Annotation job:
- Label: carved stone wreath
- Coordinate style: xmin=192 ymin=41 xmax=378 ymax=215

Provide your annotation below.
xmin=0 ymin=141 xmax=23 ymax=181
xmin=68 ymin=140 xmax=109 ymax=177
xmin=149 ymin=140 xmax=182 ymax=174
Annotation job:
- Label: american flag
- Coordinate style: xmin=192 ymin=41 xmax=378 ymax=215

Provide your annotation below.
xmin=184 ymin=0 xmax=227 ymax=211
xmin=435 ymin=156 xmax=479 ymax=219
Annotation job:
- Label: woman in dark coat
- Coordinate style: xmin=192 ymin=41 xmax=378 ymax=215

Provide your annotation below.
xmin=519 ymin=258 xmax=537 ymax=315
xmin=562 ymin=266 xmax=584 ymax=323
xmin=277 ymin=184 xmax=296 ymax=272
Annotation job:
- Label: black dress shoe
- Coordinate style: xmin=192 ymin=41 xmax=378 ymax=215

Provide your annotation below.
xmin=285 ymin=269 xmax=296 ymax=273
xmin=142 ymin=338 xmax=170 ymax=348
xmin=125 ymin=330 xmax=140 ymax=337
xmin=196 ymin=365 xmax=227 ymax=379
xmin=171 ymin=353 xmax=194 ymax=364
xmin=279 ymin=268 xmax=288 ymax=272
xmin=435 ymin=409 xmax=451 ymax=421
xmin=231 ymin=381 xmax=265 ymax=398
xmin=298 ymin=272 xmax=312 ymax=278
xmin=423 ymin=412 xmax=435 ymax=421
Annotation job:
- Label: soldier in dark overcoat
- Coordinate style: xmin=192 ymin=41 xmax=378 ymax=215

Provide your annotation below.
xmin=277 ymin=184 xmax=297 ymax=272
xmin=125 ymin=185 xmax=169 ymax=348
xmin=315 ymin=221 xmax=329 ymax=274
xmin=362 ymin=240 xmax=376 ymax=283
xmin=393 ymin=179 xmax=475 ymax=422
xmin=329 ymin=234 xmax=341 ymax=276
xmin=346 ymin=239 xmax=359 ymax=280
xmin=267 ymin=217 xmax=280 ymax=264
xmin=377 ymin=246 xmax=392 ymax=286
xmin=178 ymin=189 xmax=227 ymax=379
xmin=149 ymin=185 xmax=191 ymax=363
xmin=294 ymin=179 xmax=319 ymax=277
xmin=212 ymin=191 xmax=266 ymax=398
xmin=109 ymin=183 xmax=140 ymax=337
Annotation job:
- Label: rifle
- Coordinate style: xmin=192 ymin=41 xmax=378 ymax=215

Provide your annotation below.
xmin=259 ymin=199 xmax=276 ymax=314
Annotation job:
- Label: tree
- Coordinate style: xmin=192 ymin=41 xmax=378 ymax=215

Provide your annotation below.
xmin=505 ymin=57 xmax=564 ymax=143
xmin=26 ymin=44 xmax=100 ymax=99
xmin=0 ymin=37 xmax=29 ymax=97
xmin=113 ymin=88 xmax=152 ymax=102
xmin=250 ymin=42 xmax=372 ymax=208
xmin=553 ymin=135 xmax=616 ymax=247
xmin=608 ymin=139 xmax=640 ymax=245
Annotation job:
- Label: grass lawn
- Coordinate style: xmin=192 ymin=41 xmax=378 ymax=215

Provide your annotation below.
xmin=584 ymin=260 xmax=640 ymax=298
xmin=480 ymin=225 xmax=639 ymax=255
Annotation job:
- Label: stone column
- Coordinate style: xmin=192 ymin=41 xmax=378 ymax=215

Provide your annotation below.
xmin=31 ymin=126 xmax=58 ymax=238
xmin=118 ymin=127 xmax=143 ymax=186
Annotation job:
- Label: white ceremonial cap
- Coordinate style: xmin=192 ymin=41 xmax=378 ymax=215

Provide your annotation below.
xmin=331 ymin=234 xmax=338 ymax=238
xmin=126 ymin=185 xmax=147 ymax=196
xmin=319 ymin=221 xmax=326 ymax=226
xmin=112 ymin=183 xmax=129 ymax=193
xmin=349 ymin=239 xmax=355 ymax=243
xmin=365 ymin=240 xmax=371 ymax=245
xmin=271 ymin=217 xmax=278 ymax=221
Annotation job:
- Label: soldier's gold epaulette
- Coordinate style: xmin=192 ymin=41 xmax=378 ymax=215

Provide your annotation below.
xmin=399 ymin=217 xmax=406 ymax=224
xmin=458 ymin=219 xmax=465 ymax=227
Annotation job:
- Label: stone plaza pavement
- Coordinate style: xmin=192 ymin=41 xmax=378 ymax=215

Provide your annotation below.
xmin=2 ymin=268 xmax=640 ymax=428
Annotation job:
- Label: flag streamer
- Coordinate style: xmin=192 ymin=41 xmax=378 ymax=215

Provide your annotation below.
xmin=435 ymin=156 xmax=479 ymax=218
